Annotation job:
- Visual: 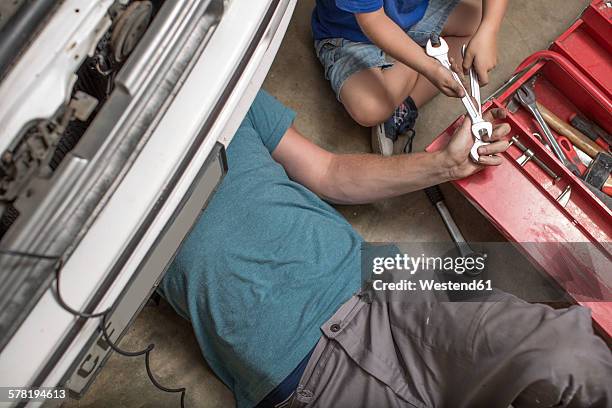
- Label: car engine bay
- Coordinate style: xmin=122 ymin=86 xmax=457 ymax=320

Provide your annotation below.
xmin=0 ymin=1 xmax=161 ymax=240
xmin=0 ymin=0 xmax=223 ymax=352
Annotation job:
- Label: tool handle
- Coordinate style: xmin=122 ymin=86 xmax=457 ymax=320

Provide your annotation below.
xmin=425 ymin=186 xmax=469 ymax=246
xmin=589 ymin=122 xmax=612 ymax=147
xmin=536 ymin=103 xmax=606 ymax=158
xmin=570 ymin=114 xmax=610 ymax=149
xmin=452 ymin=73 xmax=479 ymax=120
xmin=436 ymin=202 xmax=469 ymax=245
xmin=424 ymin=186 xmax=444 ymax=205
xmin=595 ymin=139 xmax=609 ymax=151
xmin=434 ymin=53 xmax=479 ymax=120
xmin=557 ymin=136 xmax=587 ymax=175
xmin=570 ymin=114 xmax=598 ymax=142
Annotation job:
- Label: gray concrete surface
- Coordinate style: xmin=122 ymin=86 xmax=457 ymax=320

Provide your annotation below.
xmin=63 ymin=1 xmax=589 ymax=406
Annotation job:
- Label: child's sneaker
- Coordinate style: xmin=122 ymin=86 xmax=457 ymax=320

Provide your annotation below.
xmin=371 ymin=97 xmax=418 ymax=156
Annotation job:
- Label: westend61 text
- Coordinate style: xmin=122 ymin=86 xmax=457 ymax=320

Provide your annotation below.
xmin=372 ymin=279 xmax=493 ymax=292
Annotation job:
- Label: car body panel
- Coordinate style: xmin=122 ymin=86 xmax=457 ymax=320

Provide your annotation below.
xmin=0 ymin=0 xmax=296 ymax=404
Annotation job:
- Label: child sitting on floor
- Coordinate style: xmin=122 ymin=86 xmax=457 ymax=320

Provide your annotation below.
xmin=312 ymin=0 xmax=508 ymax=155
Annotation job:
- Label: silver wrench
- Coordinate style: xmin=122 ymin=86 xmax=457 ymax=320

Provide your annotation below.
xmin=426 ymin=37 xmax=492 ymax=162
xmin=461 ymin=44 xmax=492 ymax=161
xmin=463 ymin=44 xmax=481 ymax=117
xmin=515 ymin=85 xmax=582 ymax=177
xmin=425 ymin=186 xmax=485 ymax=276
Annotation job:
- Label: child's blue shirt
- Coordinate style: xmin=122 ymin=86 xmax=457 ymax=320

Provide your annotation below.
xmin=312 ymin=0 xmax=429 ymax=43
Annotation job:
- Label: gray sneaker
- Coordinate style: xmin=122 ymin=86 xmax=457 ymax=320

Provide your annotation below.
xmin=371 ymin=123 xmax=395 ymax=156
xmin=371 ymin=97 xmax=418 ymax=156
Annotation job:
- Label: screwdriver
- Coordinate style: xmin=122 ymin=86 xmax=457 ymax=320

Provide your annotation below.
xmin=509 ymin=136 xmax=561 ymax=182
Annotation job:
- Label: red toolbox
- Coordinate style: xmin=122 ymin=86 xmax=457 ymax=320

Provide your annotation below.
xmin=427 ymin=1 xmax=612 ymax=340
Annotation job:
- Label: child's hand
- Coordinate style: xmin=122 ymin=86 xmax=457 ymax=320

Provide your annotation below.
xmin=462 ymin=27 xmax=498 ymax=86
xmin=424 ymin=61 xmax=465 ymax=98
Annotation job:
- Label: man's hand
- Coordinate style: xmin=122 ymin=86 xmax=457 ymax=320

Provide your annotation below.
xmin=463 ymin=26 xmax=498 ymax=86
xmin=424 ymin=59 xmax=465 ymax=98
xmin=442 ymin=108 xmax=510 ymax=180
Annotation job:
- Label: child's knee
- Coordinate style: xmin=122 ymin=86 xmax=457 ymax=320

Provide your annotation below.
xmin=464 ymin=0 xmax=483 ymax=35
xmin=345 ymin=97 xmax=395 ymax=127
xmin=445 ymin=0 xmax=482 ymax=37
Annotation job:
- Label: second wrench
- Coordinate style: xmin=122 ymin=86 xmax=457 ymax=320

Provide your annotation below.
xmin=515 ymin=85 xmax=582 ymax=177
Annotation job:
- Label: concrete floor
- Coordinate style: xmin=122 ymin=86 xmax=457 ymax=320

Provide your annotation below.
xmin=63 ymin=0 xmax=589 ymax=406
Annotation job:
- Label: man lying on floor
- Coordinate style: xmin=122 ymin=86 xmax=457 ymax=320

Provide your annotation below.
xmin=159 ymin=90 xmax=612 ymax=408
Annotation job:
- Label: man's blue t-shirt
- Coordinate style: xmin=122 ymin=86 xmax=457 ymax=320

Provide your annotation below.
xmin=312 ymin=0 xmax=429 ymax=42
xmin=159 ymin=91 xmax=362 ymax=408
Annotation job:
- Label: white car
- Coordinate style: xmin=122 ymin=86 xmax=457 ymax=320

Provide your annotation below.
xmin=0 ymin=0 xmax=296 ymax=405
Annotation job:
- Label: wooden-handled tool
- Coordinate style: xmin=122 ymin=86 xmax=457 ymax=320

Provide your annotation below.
xmin=570 ymin=114 xmax=611 ymax=149
xmin=536 ymin=102 xmax=606 ymax=158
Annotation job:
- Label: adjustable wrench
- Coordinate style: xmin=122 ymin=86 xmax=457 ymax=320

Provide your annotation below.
xmin=515 ymin=85 xmax=582 ymax=177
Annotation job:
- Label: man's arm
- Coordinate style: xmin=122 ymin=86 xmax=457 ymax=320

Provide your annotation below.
xmin=355 ymin=9 xmax=464 ymax=98
xmin=272 ymin=109 xmax=510 ymax=205
xmin=463 ymin=0 xmax=509 ymax=85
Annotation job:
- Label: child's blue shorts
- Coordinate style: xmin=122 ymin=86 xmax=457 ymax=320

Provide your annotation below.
xmin=314 ymin=0 xmax=462 ymax=101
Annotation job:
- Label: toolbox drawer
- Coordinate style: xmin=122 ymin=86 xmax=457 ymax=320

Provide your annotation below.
xmin=427 ymin=2 xmax=612 ymax=340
